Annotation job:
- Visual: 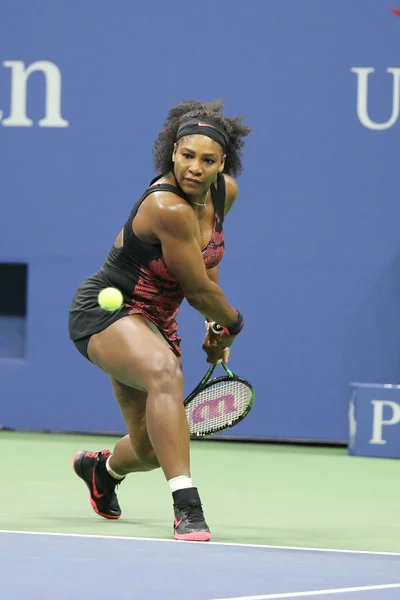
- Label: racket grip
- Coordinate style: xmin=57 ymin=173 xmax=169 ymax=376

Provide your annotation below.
xmin=211 ymin=323 xmax=224 ymax=335
xmin=205 ymin=320 xmax=222 ymax=334
xmin=209 ymin=313 xmax=244 ymax=336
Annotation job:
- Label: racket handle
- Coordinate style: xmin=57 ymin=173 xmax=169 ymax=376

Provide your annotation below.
xmin=206 ymin=321 xmax=224 ymax=336
xmin=206 ymin=321 xmax=231 ymax=367
xmin=209 ymin=313 xmax=244 ymax=336
xmin=211 ymin=322 xmax=224 ymax=335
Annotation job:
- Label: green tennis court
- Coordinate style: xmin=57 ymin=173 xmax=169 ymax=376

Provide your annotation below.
xmin=2 ymin=431 xmax=399 ymax=554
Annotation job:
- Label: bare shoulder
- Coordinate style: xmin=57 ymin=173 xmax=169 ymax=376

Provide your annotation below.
xmin=149 ymin=190 xmax=196 ymax=239
xmin=223 ymin=174 xmax=238 ymax=197
xmin=222 ymin=174 xmax=239 ymax=217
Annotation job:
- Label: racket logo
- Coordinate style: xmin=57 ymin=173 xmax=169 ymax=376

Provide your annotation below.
xmin=191 ymin=394 xmax=236 ymax=424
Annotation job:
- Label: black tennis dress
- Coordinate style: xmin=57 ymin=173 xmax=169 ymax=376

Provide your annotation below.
xmin=68 ymin=174 xmax=226 ymax=359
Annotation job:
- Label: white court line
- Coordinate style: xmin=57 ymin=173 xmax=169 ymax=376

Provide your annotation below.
xmin=1 ymin=530 xmax=400 ymax=557
xmin=211 ymin=582 xmax=400 ymax=600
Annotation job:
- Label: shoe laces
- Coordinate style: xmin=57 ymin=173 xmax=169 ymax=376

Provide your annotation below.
xmin=94 ymin=450 xmax=123 ymax=493
xmin=179 ymin=503 xmax=205 ymax=524
xmin=85 ymin=451 xmax=100 ymax=459
xmin=85 ymin=449 xmax=112 ymax=460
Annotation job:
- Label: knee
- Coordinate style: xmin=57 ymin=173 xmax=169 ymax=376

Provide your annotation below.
xmin=146 ymin=352 xmax=183 ymax=394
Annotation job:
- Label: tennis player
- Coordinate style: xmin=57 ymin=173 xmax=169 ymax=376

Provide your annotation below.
xmin=68 ymin=100 xmax=250 ymax=541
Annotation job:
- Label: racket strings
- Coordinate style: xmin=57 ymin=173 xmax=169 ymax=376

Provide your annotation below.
xmin=186 ymin=378 xmax=253 ymax=436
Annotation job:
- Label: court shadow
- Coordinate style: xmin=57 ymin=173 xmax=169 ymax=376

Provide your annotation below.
xmin=30 ymin=515 xmax=168 ymax=530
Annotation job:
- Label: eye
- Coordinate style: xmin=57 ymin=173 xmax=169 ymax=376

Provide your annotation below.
xmin=183 ymin=153 xmax=193 ymax=159
xmin=204 ymin=158 xmax=215 ymax=165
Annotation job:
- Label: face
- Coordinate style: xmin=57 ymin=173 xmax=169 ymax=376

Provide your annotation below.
xmin=172 ymin=135 xmax=225 ymax=195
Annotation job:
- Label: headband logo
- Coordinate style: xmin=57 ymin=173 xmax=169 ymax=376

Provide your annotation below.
xmin=198 ymin=122 xmax=214 ymax=128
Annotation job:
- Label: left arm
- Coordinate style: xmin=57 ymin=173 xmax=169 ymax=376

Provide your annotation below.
xmin=205 ymin=265 xmax=219 ymax=324
xmin=205 ymin=175 xmax=239 ymax=311
xmin=202 ymin=175 xmax=239 ymax=361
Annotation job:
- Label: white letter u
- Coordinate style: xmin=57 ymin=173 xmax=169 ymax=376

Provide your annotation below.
xmin=351 ymin=67 xmax=400 ymax=130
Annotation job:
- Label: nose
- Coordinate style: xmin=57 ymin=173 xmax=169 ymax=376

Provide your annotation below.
xmin=188 ymin=159 xmax=202 ymax=176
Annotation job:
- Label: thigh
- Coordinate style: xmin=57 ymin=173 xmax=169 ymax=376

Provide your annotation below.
xmin=87 ymin=314 xmax=181 ymax=391
xmin=110 ymin=347 xmax=182 ymax=451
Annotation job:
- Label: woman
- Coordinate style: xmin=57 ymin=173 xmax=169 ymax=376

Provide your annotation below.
xmin=68 ymin=99 xmax=251 ymax=541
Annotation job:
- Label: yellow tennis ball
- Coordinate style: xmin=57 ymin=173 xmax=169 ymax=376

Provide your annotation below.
xmin=98 ymin=287 xmax=123 ymax=311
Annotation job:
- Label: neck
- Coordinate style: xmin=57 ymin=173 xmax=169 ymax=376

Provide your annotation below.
xmin=167 ymin=171 xmax=211 ymax=208
xmin=191 ymin=191 xmax=208 ymax=206
xmin=190 ymin=188 xmax=210 ymax=209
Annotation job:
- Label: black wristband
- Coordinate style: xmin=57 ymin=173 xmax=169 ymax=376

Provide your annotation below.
xmin=211 ymin=312 xmax=244 ymax=336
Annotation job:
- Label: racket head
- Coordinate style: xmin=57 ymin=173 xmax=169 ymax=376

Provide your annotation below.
xmin=184 ymin=372 xmax=255 ymax=437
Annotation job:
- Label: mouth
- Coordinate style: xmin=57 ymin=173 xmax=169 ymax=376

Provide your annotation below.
xmin=184 ymin=178 xmax=202 ymax=186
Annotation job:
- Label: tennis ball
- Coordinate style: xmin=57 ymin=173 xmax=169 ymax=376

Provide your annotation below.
xmin=98 ymin=287 xmax=123 ymax=311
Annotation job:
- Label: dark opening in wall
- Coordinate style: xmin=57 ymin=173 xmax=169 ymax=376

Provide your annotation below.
xmin=0 ymin=263 xmax=27 ymax=358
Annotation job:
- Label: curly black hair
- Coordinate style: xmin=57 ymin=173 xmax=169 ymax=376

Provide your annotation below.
xmin=153 ymin=100 xmax=251 ymax=178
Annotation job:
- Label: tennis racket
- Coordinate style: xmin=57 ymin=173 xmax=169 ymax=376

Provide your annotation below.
xmin=184 ymin=362 xmax=255 ymax=437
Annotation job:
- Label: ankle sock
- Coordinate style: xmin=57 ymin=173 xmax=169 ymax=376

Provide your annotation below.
xmin=168 ymin=475 xmax=193 ymax=493
xmin=105 ymin=456 xmax=125 ymax=480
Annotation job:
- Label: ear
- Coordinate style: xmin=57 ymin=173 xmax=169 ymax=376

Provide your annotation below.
xmin=172 ymin=142 xmax=177 ymax=163
xmin=219 ymin=154 xmax=226 ymax=173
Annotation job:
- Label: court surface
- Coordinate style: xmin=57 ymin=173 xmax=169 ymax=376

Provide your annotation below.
xmin=1 ymin=431 xmax=400 ymax=599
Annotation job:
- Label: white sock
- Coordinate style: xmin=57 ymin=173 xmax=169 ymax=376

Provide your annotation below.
xmin=168 ymin=475 xmax=193 ymax=493
xmin=105 ymin=455 xmax=125 ymax=480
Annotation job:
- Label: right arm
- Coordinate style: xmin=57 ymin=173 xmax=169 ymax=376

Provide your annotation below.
xmin=151 ymin=193 xmax=239 ymax=327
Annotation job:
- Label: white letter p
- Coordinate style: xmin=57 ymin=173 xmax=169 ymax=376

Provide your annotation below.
xmin=369 ymin=400 xmax=400 ymax=445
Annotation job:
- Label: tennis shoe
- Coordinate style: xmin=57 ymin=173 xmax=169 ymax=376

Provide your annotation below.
xmin=72 ymin=449 xmax=123 ymax=519
xmin=173 ymin=487 xmax=211 ymax=541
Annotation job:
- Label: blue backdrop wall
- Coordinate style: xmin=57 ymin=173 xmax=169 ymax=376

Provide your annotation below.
xmin=1 ymin=0 xmax=399 ymax=441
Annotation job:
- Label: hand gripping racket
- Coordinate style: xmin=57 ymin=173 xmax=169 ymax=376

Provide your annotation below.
xmin=184 ymin=362 xmax=255 ymax=437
